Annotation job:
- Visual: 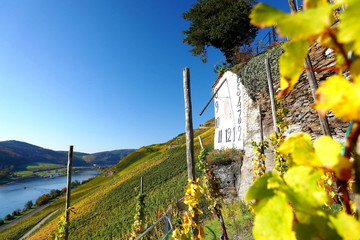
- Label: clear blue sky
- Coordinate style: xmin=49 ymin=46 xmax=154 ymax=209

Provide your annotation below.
xmin=0 ymin=1 xmax=292 ymax=153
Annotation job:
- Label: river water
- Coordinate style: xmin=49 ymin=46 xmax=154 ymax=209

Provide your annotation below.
xmin=0 ymin=170 xmax=100 ymax=218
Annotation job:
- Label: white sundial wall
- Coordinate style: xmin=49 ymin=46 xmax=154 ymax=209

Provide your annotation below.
xmin=214 ymin=71 xmax=245 ymax=150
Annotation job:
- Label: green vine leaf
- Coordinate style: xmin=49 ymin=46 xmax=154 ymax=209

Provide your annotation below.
xmin=245 ymin=172 xmax=283 ymax=203
xmin=250 ymin=4 xmax=286 ymax=28
xmin=338 ymin=0 xmax=360 ymax=55
xmin=253 ymin=194 xmax=296 ymax=240
xmin=279 ymin=40 xmax=309 ymax=97
xmin=251 ymin=3 xmax=334 ymax=40
xmin=283 ymin=166 xmax=327 ymax=210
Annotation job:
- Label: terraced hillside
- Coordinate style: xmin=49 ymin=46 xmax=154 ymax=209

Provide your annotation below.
xmin=0 ymin=119 xmax=214 ymax=240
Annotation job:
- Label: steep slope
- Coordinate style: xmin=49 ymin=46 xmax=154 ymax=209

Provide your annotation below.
xmin=0 ymin=119 xmax=215 ymax=240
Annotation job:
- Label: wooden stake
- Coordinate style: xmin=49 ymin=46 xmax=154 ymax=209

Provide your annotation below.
xmin=198 ymin=136 xmax=204 ymax=149
xmin=183 ymin=67 xmax=195 ymax=180
xmin=65 ymin=145 xmax=73 ymax=240
xmin=265 ymin=58 xmax=279 ymax=133
xmin=259 ymin=105 xmax=265 ymax=154
xmin=304 ymin=55 xmax=332 ymax=136
xmin=287 ymin=0 xmax=332 ymax=137
xmin=140 ymin=177 xmax=143 ymax=194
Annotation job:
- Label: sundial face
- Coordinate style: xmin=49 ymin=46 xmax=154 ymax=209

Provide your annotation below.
xmin=214 ymin=72 xmax=244 ymax=150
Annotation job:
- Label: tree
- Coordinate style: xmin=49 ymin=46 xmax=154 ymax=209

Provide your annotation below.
xmin=4 ymin=214 xmax=14 ymax=221
xmin=12 ymin=209 xmax=21 ymax=217
xmin=50 ymin=189 xmax=61 ymax=198
xmin=182 ymin=0 xmax=258 ymax=64
xmin=0 ymin=218 xmax=4 ymax=226
xmin=24 ymin=200 xmax=33 ymax=210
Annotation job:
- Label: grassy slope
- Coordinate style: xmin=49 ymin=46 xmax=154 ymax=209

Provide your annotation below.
xmin=0 ymin=119 xmax=214 ymax=240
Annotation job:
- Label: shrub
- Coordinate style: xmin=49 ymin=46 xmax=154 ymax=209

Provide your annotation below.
xmin=0 ymin=218 xmax=4 ymax=225
xmin=36 ymin=194 xmax=51 ymax=206
xmin=50 ymin=189 xmax=61 ymax=199
xmin=81 ymin=177 xmax=95 ymax=185
xmin=207 ymin=149 xmax=243 ymax=166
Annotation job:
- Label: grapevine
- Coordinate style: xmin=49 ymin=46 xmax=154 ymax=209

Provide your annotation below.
xmin=269 ymin=99 xmax=290 ymax=175
xmin=251 ymin=100 xmax=288 ymax=180
xmin=52 ymin=207 xmax=74 ymax=240
xmin=129 ymin=189 xmax=146 ymax=240
xmin=173 ymin=147 xmax=231 ymax=239
xmin=197 ymin=148 xmax=228 ymax=239
xmin=251 ymin=140 xmax=268 ymax=181
xmin=172 ymin=179 xmax=204 ymax=240
xmin=245 ymin=0 xmax=360 ymax=239
xmin=52 ymin=216 xmax=69 ymax=240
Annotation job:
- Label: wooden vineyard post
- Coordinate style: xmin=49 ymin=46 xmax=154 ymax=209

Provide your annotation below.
xmin=265 ymin=58 xmax=279 ymax=133
xmin=198 ymin=136 xmax=204 ymax=149
xmin=287 ymin=0 xmax=331 ymax=136
xmin=183 ymin=67 xmax=195 ymax=181
xmin=140 ymin=176 xmax=143 ymax=194
xmin=259 ymin=105 xmax=265 ymax=155
xmin=65 ymin=145 xmax=73 ymax=240
xmin=304 ymin=55 xmax=332 ymax=136
xmin=183 ymin=67 xmax=201 ymax=238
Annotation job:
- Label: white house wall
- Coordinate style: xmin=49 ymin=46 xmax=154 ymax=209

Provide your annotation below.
xmin=213 ymin=71 xmax=245 ymax=150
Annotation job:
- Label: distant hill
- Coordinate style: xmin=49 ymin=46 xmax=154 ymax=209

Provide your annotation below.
xmin=0 ymin=140 xmax=135 ymax=172
xmin=81 ymin=149 xmax=135 ymax=165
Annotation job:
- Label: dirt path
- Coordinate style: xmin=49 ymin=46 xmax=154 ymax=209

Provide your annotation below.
xmin=19 ymin=210 xmax=59 ymax=240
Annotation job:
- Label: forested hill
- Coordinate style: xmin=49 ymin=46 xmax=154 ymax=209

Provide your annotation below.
xmin=0 ymin=140 xmax=135 ymax=172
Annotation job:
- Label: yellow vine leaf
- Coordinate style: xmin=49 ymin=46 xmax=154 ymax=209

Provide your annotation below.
xmin=278 ymin=133 xmax=319 ymax=166
xmin=315 ymin=75 xmax=360 ymax=121
xmin=314 ymin=136 xmax=352 ymax=180
xmin=250 ymin=4 xmax=286 ymax=28
xmin=280 ymin=134 xmax=353 ymax=181
xmin=338 ymin=0 xmax=360 ymax=55
xmin=304 ymin=0 xmax=329 ymax=9
xmin=314 ymin=136 xmax=342 ymax=168
xmin=278 ymin=40 xmax=309 ymax=97
xmin=317 ymin=28 xmax=343 ymax=57
xmin=350 ymin=58 xmax=360 ymax=79
xmin=330 ymin=212 xmax=360 ymax=240
xmin=251 ymin=3 xmax=334 ymax=40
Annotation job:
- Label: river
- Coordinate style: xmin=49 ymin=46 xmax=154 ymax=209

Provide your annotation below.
xmin=0 ymin=169 xmax=100 ymax=218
